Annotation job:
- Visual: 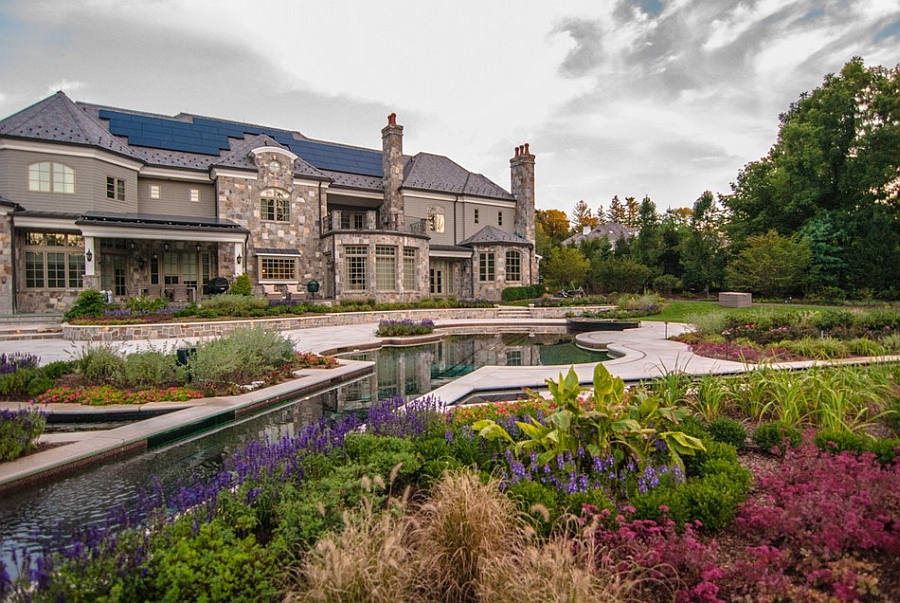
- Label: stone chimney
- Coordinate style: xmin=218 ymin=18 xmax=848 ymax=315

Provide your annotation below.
xmin=381 ymin=112 xmax=404 ymax=229
xmin=510 ymin=143 xmax=535 ymax=244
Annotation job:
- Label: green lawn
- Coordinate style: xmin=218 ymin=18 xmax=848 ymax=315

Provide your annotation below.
xmin=645 ymin=299 xmax=838 ymax=323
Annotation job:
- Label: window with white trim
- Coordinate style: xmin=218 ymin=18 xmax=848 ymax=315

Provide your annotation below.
xmin=28 ymin=162 xmax=74 ymax=194
xmin=23 ymin=232 xmax=84 ymax=289
xmin=479 ymin=252 xmax=495 ymax=282
xmin=345 ymin=245 xmax=368 ymax=290
xmin=106 ymin=176 xmax=125 ymax=201
xmin=260 ymin=188 xmax=290 ymax=222
xmin=403 ymin=247 xmax=418 ymax=290
xmin=260 ymin=256 xmax=297 ymax=281
xmin=505 ymin=250 xmax=521 ymax=282
xmin=149 ymin=185 xmax=161 ymax=199
xmin=375 ymin=246 xmax=397 ymax=290
xmin=190 ymin=189 xmax=200 ymax=203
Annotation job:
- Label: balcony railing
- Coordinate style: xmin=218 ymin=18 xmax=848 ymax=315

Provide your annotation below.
xmin=321 ymin=215 xmax=428 ymax=235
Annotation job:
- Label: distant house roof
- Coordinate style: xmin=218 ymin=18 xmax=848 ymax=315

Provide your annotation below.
xmin=459 ymin=225 xmax=531 ymax=247
xmin=0 ymin=92 xmax=513 ymax=200
xmin=562 ymin=223 xmax=639 ymax=246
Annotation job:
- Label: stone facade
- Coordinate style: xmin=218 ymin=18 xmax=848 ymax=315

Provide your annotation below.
xmin=61 ymin=305 xmax=600 ymax=341
xmin=0 ymin=93 xmax=538 ymax=314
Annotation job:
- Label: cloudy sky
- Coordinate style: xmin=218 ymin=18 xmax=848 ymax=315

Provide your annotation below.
xmin=1 ymin=0 xmax=899 ymax=219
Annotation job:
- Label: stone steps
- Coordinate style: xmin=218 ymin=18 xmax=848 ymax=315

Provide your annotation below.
xmin=495 ymin=307 xmax=535 ymax=320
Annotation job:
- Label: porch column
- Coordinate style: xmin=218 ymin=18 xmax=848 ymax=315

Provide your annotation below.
xmin=235 ymin=243 xmax=244 ymax=276
xmin=83 ymin=236 xmax=100 ymax=290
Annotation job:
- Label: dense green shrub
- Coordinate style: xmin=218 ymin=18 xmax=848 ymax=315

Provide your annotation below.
xmin=38 ymin=360 xmax=76 ymax=380
xmin=814 ymin=429 xmax=900 ymax=464
xmin=230 ymin=273 xmax=252 ymax=296
xmin=145 ymin=518 xmax=278 ymax=602
xmin=342 ymin=433 xmax=423 ymax=484
xmin=76 ymin=344 xmax=126 ymax=385
xmin=501 ymin=284 xmax=546 ymax=302
xmin=26 ymin=375 xmax=55 ymax=397
xmin=117 ymin=349 xmax=178 ymax=388
xmin=126 ymin=295 xmax=169 ymax=313
xmin=706 ymin=417 xmax=747 ymax=449
xmin=0 ymin=407 xmax=47 ymax=461
xmin=753 ymin=421 xmax=802 ymax=456
xmin=506 ymin=479 xmax=559 ymax=536
xmin=0 ymin=368 xmax=38 ymax=397
xmin=186 ymin=328 xmax=295 ymax=387
xmin=63 ymin=289 xmax=108 ymax=320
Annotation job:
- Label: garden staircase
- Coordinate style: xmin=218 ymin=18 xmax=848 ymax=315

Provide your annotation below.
xmin=495 ymin=306 xmax=536 ymax=321
xmin=0 ymin=314 xmax=64 ymax=341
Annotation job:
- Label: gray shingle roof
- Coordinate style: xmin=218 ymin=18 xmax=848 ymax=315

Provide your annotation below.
xmin=0 ymin=92 xmax=134 ymax=157
xmin=459 ymin=225 xmax=530 ymax=247
xmin=1 ymin=93 xmax=514 ymax=200
xmin=403 ymin=153 xmax=513 ymax=200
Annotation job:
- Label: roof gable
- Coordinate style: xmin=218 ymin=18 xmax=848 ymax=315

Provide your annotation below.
xmin=0 ymin=92 xmax=134 ymax=156
xmin=459 ymin=225 xmax=530 ymax=246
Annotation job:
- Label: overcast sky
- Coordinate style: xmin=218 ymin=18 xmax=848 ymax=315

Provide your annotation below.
xmin=2 ymin=0 xmax=899 ymax=219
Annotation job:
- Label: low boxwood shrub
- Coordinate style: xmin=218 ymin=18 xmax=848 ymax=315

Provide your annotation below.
xmin=753 ymin=421 xmax=802 ymax=456
xmin=706 ymin=417 xmax=747 ymax=449
xmin=501 ymin=284 xmax=545 ymax=302
xmin=815 ymin=429 xmax=900 ymax=464
xmin=0 ymin=407 xmax=47 ymax=461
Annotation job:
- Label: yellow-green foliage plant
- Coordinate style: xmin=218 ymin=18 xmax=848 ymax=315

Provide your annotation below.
xmin=473 ymin=364 xmax=705 ymax=469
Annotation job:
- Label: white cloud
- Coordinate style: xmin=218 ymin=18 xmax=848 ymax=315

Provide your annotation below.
xmin=0 ymin=0 xmax=898 ymax=218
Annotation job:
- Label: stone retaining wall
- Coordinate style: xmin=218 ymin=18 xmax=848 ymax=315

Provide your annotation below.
xmin=62 ymin=306 xmax=604 ymax=342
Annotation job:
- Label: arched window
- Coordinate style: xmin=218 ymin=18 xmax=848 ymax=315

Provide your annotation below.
xmin=28 ymin=162 xmax=75 ymax=194
xmin=505 ymin=250 xmax=521 ymax=282
xmin=260 ymin=188 xmax=290 ymax=222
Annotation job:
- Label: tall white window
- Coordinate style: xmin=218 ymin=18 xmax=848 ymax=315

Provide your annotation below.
xmin=345 ymin=245 xmax=368 ymax=290
xmin=403 ymin=247 xmax=418 ymax=290
xmin=149 ymin=185 xmax=161 ymax=199
xmin=190 ymin=189 xmax=200 ymax=203
xmin=28 ymin=162 xmax=75 ymax=194
xmin=375 ymin=246 xmax=397 ymax=291
xmin=479 ymin=252 xmax=495 ymax=281
xmin=506 ymin=250 xmax=521 ymax=282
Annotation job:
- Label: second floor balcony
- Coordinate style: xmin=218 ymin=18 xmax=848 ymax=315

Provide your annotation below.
xmin=321 ymin=211 xmax=428 ymax=236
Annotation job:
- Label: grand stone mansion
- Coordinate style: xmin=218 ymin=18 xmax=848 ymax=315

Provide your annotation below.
xmin=0 ymin=92 xmax=536 ymax=314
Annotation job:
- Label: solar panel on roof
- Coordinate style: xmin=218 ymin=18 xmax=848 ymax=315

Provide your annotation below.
xmin=99 ymin=109 xmax=384 ymax=176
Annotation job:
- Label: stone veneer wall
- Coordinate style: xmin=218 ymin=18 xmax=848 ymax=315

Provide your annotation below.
xmin=61 ymin=305 xmax=605 ymax=341
xmin=330 ymin=231 xmax=430 ymax=304
xmin=216 ymin=152 xmax=324 ymax=288
xmin=0 ymin=210 xmax=13 ymax=314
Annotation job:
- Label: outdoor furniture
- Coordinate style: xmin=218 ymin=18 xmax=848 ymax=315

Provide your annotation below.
xmin=171 ymin=284 xmax=189 ymax=303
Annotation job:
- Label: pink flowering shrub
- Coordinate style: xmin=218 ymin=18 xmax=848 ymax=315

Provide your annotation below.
xmin=688 ymin=341 xmax=802 ymax=363
xmin=735 ymin=443 xmax=900 ymax=557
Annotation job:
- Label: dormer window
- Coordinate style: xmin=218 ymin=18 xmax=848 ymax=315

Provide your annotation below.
xmin=260 ymin=188 xmax=290 ymax=222
xmin=28 ymin=162 xmax=74 ymax=194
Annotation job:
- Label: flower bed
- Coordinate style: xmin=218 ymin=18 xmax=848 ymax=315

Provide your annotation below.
xmin=375 ymin=318 xmax=435 ymax=337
